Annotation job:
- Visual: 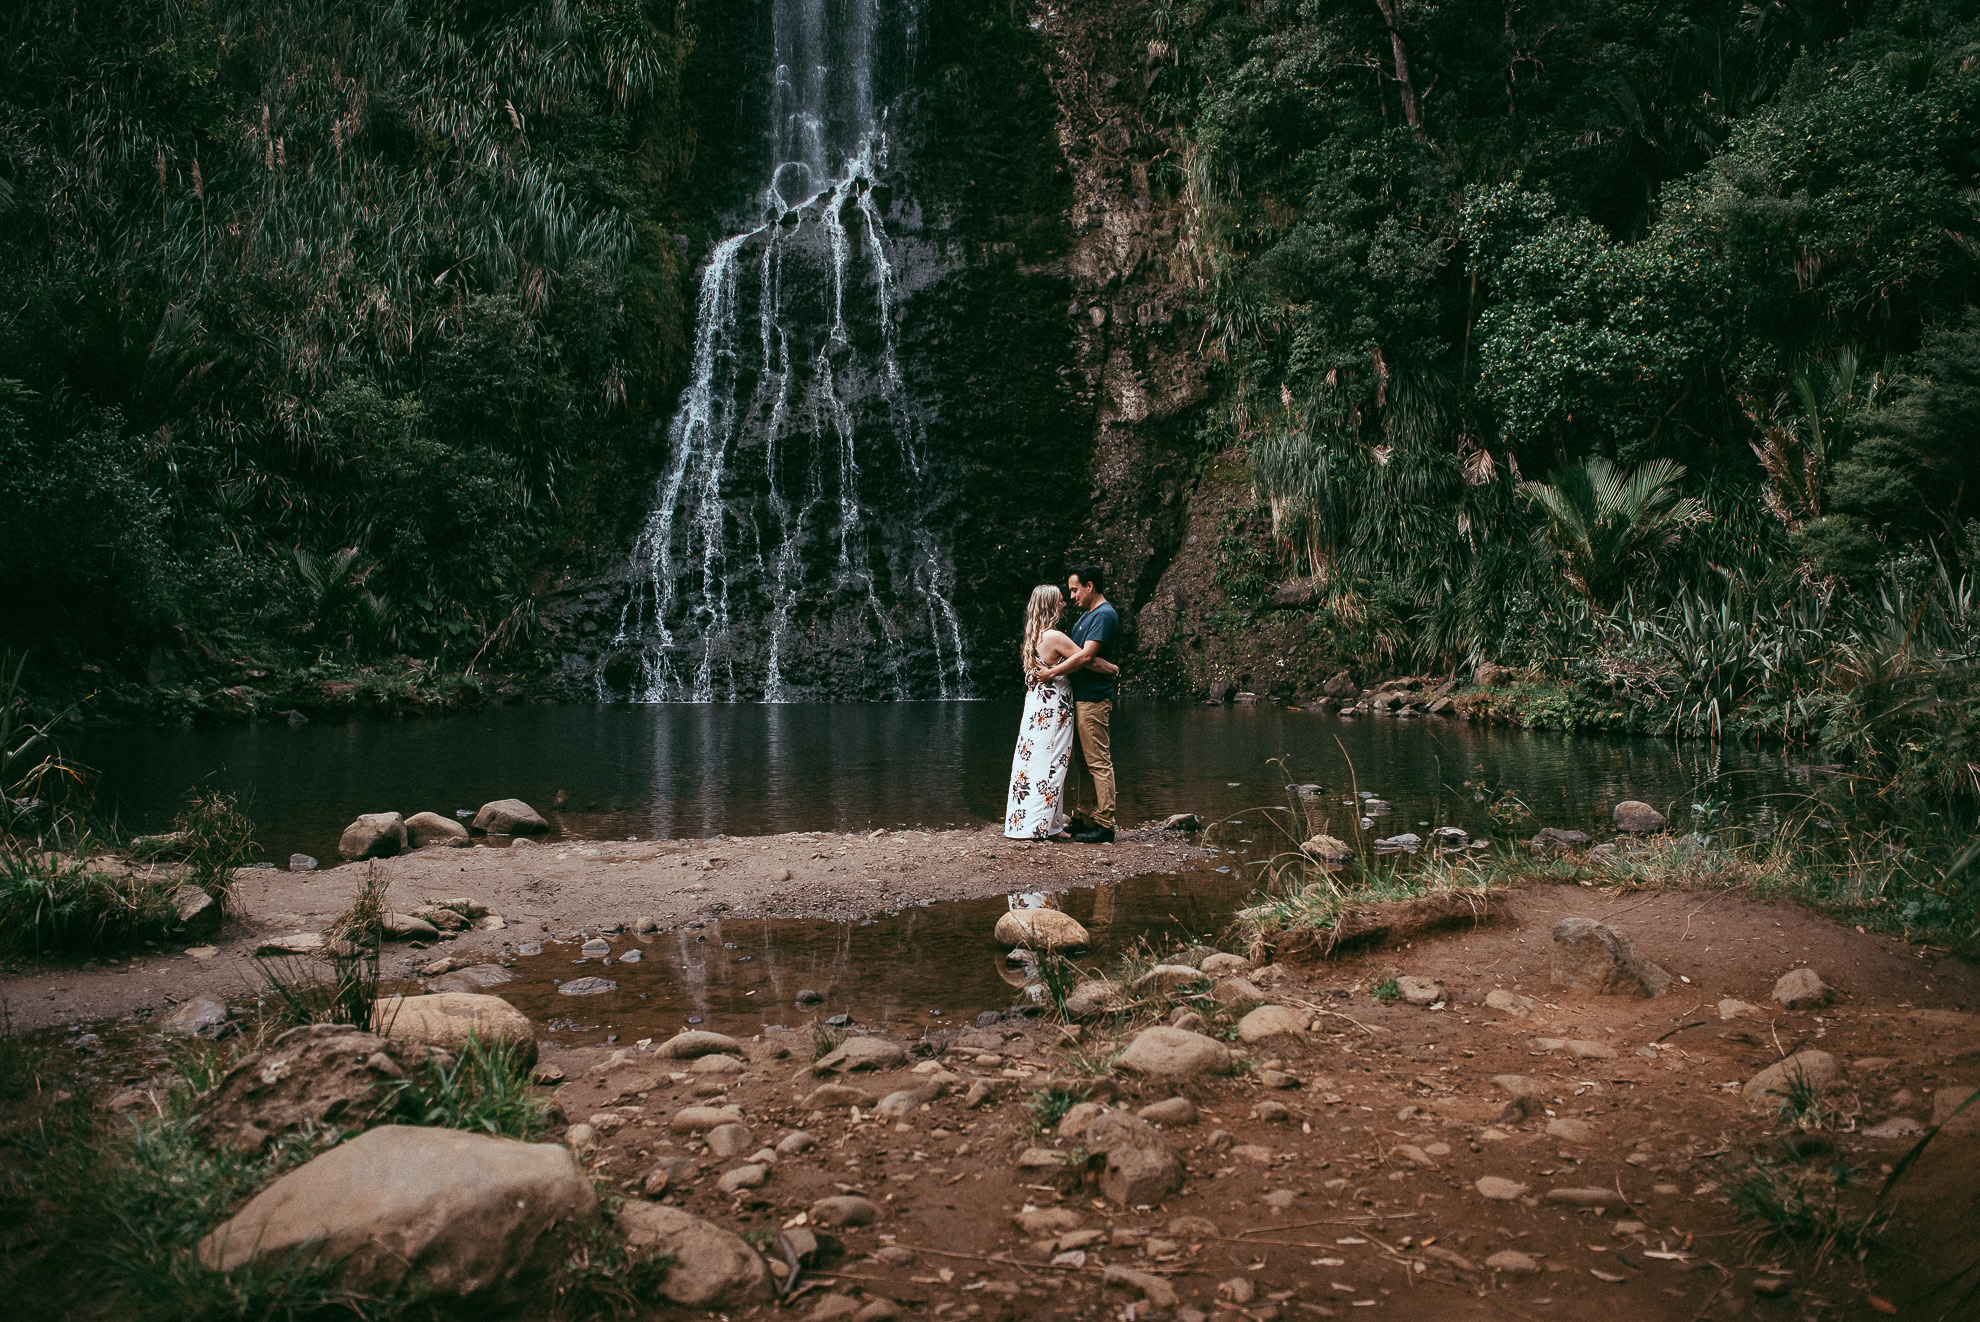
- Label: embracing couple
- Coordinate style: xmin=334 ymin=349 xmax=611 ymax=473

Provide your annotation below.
xmin=1002 ymin=563 xmax=1120 ymax=845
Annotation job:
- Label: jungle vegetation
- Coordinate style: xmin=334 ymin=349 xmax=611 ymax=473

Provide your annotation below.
xmin=0 ymin=0 xmax=708 ymax=712
xmin=1141 ymin=0 xmax=1980 ymax=827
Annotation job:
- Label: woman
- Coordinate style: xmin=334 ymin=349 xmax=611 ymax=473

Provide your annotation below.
xmin=1003 ymin=585 xmax=1117 ymax=839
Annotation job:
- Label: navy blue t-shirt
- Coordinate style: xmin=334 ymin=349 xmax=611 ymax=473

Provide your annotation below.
xmin=1068 ymin=602 xmax=1119 ymax=702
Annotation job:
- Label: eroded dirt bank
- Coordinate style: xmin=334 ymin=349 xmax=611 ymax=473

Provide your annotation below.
xmin=0 ymin=826 xmax=1212 ymax=1030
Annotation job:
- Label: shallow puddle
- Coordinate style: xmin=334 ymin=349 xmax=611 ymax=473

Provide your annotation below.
xmin=495 ymin=853 xmax=1267 ymax=1047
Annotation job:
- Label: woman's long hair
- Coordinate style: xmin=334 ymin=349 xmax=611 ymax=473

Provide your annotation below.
xmin=1021 ymin=585 xmax=1064 ymax=673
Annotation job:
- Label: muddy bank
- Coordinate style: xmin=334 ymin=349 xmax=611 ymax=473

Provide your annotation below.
xmin=0 ymin=825 xmax=1214 ymax=1031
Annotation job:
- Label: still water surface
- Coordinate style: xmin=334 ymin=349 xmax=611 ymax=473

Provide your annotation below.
xmin=73 ymin=701 xmax=1792 ymax=862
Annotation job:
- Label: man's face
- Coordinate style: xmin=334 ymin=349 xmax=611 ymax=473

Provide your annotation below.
xmin=1067 ymin=575 xmax=1090 ymax=610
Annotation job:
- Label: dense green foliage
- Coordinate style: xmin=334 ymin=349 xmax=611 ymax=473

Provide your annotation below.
xmin=0 ymin=0 xmax=701 ymax=703
xmin=1145 ymin=0 xmax=1980 ymax=820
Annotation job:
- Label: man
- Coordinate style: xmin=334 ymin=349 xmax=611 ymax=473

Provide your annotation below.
xmin=1031 ymin=563 xmax=1118 ymax=844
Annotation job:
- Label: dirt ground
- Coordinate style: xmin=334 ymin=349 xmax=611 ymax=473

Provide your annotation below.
xmin=531 ymin=883 xmax=1978 ymax=1321
xmin=0 ymin=825 xmax=1209 ymax=1030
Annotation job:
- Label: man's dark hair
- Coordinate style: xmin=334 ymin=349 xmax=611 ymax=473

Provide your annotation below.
xmin=1069 ymin=562 xmax=1106 ymax=595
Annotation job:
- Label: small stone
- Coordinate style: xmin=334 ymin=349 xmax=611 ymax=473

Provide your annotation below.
xmin=1015 ymin=1207 xmax=1084 ymax=1235
xmin=717 ymin=1163 xmax=769 ymax=1193
xmin=1251 ymin=1100 xmax=1292 ymax=1123
xmin=1017 ymin=1147 xmax=1067 ymax=1168
xmin=471 ymin=799 xmax=550 ymax=835
xmin=800 ymin=1084 xmax=878 ymax=1110
xmin=1396 ymin=975 xmax=1443 ymax=1006
xmin=1486 ymin=1250 xmax=1540 ymax=1274
xmin=1136 ymin=1098 xmax=1200 ymax=1132
xmin=1259 ymin=1068 xmax=1300 ymax=1089
xmin=1198 ymin=952 xmax=1251 ymax=976
xmin=1236 ymin=1005 xmax=1308 ymax=1042
xmin=1131 ymin=964 xmax=1206 ymax=995
xmin=1103 ymin=1265 xmax=1178 ymax=1309
xmin=257 ymin=932 xmax=325 ymax=956
xmin=1476 ymin=1176 xmax=1529 ymax=1200
xmin=809 ymin=1195 xmax=880 ymax=1227
xmin=615 ymin=1202 xmax=771 ymax=1306
xmin=1169 ymin=1010 xmax=1209 ymax=1034
xmin=580 ymin=938 xmax=611 ymax=956
xmin=1058 ymin=1101 xmax=1111 ymax=1139
xmin=557 ymin=976 xmax=617 ymax=996
xmin=689 ymin=1054 xmax=746 ymax=1074
xmin=1742 ymin=1050 xmax=1844 ymax=1105
xmin=993 ymin=907 xmax=1090 ymax=950
xmin=1719 ymin=998 xmax=1764 ymax=1020
xmin=288 ymin=854 xmax=318 ymax=872
xmin=1772 ymin=967 xmax=1830 ymax=1010
xmin=776 ymin=1131 xmax=818 ymax=1155
xmin=1210 ymin=976 xmax=1267 ymax=1012
xmin=634 ymin=916 xmax=659 ymax=933
xmin=671 ymin=1106 xmax=745 ymax=1133
xmin=1115 ymin=1026 xmax=1234 ymax=1079
xmin=1485 ymin=989 xmax=1540 ymax=1020
xmin=705 ymin=1124 xmax=753 ymax=1157
xmin=811 ymin=1036 xmax=907 ymax=1075
xmin=656 ymin=1030 xmax=747 ymax=1059
xmin=1063 ymin=979 xmax=1128 ymax=1019
xmin=1546 ymin=1117 xmax=1598 ymax=1145
xmin=1218 ymin=1276 xmax=1256 ymax=1304
xmin=1545 ymin=1187 xmax=1619 ymax=1206
xmin=163 ymin=992 xmax=231 ymax=1038
xmin=338 ymin=813 xmax=407 ymax=861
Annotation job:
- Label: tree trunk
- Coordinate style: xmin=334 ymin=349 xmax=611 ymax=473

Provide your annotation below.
xmin=1373 ymin=0 xmax=1428 ymax=143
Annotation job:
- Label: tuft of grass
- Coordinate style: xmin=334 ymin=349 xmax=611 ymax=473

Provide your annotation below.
xmin=1025 ymin=1084 xmax=1090 ymax=1136
xmin=810 ymin=1023 xmax=846 ymax=1060
xmin=174 ymin=789 xmax=256 ymax=909
xmin=251 ymin=865 xmax=386 ymax=1029
xmin=1369 ymin=976 xmax=1401 ymax=1003
xmin=0 ymin=842 xmax=179 ymax=954
xmin=1772 ymin=1069 xmax=1840 ymax=1132
xmin=1729 ymin=1159 xmax=1885 ymax=1269
xmin=387 ymin=1034 xmax=550 ymax=1139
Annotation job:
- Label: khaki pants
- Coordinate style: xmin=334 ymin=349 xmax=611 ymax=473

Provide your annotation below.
xmin=1069 ymin=699 xmax=1116 ymax=831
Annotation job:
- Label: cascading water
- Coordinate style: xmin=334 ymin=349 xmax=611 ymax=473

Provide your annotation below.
xmin=600 ymin=0 xmax=970 ymax=703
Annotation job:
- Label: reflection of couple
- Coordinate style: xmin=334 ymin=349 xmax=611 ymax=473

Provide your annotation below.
xmin=1003 ymin=564 xmax=1120 ymax=844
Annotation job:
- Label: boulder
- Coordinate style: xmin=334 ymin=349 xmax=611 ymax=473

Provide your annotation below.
xmin=1300 ymin=835 xmax=1350 ymax=863
xmin=1063 ymin=979 xmax=1129 ymax=1020
xmin=1743 ymin=1050 xmax=1844 ymax=1105
xmin=1396 ymin=976 xmax=1443 ymax=1006
xmin=812 ymin=1036 xmax=907 ymax=1075
xmin=656 ymin=1030 xmax=748 ymax=1059
xmin=374 ymin=993 xmax=536 ymax=1064
xmin=718 ymin=1163 xmax=769 ymax=1193
xmin=1530 ymin=828 xmax=1592 ymax=853
xmin=163 ymin=992 xmax=231 ymax=1039
xmin=1114 ymin=1027 xmax=1233 ymax=1079
xmin=1473 ymin=663 xmax=1511 ymax=687
xmin=405 ymin=812 xmax=470 ymax=848
xmin=1198 ymin=952 xmax=1252 ymax=976
xmin=1550 ymin=917 xmax=1672 ymax=997
xmin=1772 ymin=967 xmax=1830 ymax=1010
xmin=338 ymin=813 xmax=407 ymax=861
xmin=1082 ymin=1111 xmax=1186 ymax=1206
xmin=1057 ymin=1101 xmax=1110 ymax=1140
xmin=705 ymin=1124 xmax=754 ymax=1157
xmin=289 ymin=854 xmax=319 ymax=872
xmin=1612 ymin=801 xmax=1667 ymax=833
xmin=994 ymin=907 xmax=1090 ymax=950
xmin=1236 ymin=1005 xmax=1308 ymax=1043
xmin=197 ymin=1126 xmax=596 ymax=1295
xmin=471 ymin=799 xmax=550 ymax=835
xmin=191 ymin=1025 xmax=429 ymax=1150
xmin=614 ymin=1202 xmax=771 ymax=1307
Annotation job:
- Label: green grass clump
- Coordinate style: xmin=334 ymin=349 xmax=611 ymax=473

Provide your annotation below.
xmin=1369 ymin=977 xmax=1401 ymax=1003
xmin=0 ymin=842 xmax=178 ymax=954
xmin=1025 ymin=1085 xmax=1089 ymax=1137
xmin=1729 ymin=1160 xmax=1884 ymax=1269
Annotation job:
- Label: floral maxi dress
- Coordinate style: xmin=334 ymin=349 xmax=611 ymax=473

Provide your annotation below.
xmin=1004 ymin=664 xmax=1077 ymax=838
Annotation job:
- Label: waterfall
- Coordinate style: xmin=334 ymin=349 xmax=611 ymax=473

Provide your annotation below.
xmin=601 ymin=0 xmax=970 ymax=704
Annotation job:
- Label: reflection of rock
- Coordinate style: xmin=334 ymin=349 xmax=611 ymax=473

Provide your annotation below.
xmin=994 ymin=907 xmax=1090 ymax=950
xmin=198 ymin=1125 xmax=595 ymax=1296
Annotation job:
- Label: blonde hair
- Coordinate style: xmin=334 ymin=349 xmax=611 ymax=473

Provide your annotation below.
xmin=1021 ymin=585 xmax=1064 ymax=672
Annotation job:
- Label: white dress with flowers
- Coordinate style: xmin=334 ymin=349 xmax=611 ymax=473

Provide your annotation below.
xmin=1004 ymin=661 xmax=1077 ymax=838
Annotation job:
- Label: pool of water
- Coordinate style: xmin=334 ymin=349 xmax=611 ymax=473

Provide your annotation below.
xmin=494 ymin=856 xmax=1266 ymax=1048
xmin=71 ymin=700 xmax=1792 ymax=862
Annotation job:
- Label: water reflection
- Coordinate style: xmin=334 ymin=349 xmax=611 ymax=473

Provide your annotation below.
xmin=70 ymin=701 xmax=1792 ymax=862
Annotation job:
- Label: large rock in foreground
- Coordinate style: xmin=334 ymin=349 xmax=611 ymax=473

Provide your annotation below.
xmin=1114 ymin=1027 xmax=1233 ymax=1079
xmin=1550 ymin=917 xmax=1672 ymax=997
xmin=994 ymin=907 xmax=1091 ymax=950
xmin=614 ymin=1202 xmax=771 ymax=1306
xmin=472 ymin=799 xmax=549 ymax=835
xmin=197 ymin=1126 xmax=596 ymax=1295
xmin=375 ymin=993 xmax=536 ymax=1064
xmin=339 ymin=812 xmax=407 ymax=861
